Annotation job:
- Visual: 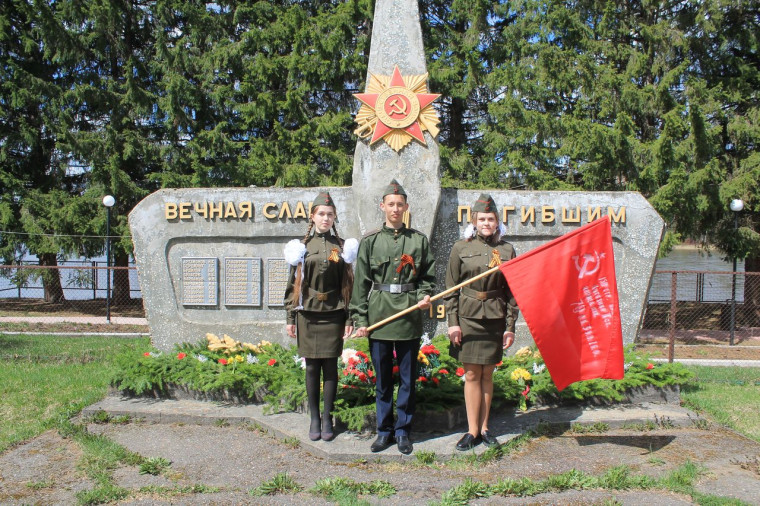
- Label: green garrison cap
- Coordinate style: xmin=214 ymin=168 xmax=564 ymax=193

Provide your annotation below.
xmin=472 ymin=193 xmax=497 ymax=213
xmin=382 ymin=179 xmax=407 ymax=198
xmin=313 ymin=191 xmax=336 ymax=208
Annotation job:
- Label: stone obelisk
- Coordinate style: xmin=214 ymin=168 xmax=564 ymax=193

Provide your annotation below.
xmin=351 ymin=0 xmax=441 ymax=237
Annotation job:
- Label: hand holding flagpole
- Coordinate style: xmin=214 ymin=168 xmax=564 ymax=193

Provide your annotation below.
xmin=348 ymin=264 xmax=503 ymax=339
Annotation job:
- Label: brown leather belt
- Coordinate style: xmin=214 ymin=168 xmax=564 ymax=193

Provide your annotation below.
xmin=306 ymin=287 xmax=337 ymax=301
xmin=461 ymin=287 xmax=503 ymax=301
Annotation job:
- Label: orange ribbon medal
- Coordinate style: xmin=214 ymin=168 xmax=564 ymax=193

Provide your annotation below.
xmin=328 ymin=248 xmax=341 ymax=263
xmin=488 ymin=249 xmax=501 ymax=268
xmin=396 ymin=253 xmax=417 ymax=275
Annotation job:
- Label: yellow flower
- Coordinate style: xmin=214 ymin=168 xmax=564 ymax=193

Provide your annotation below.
xmin=510 ymin=368 xmax=532 ymax=382
xmin=515 ymin=346 xmax=533 ymax=358
xmin=242 ymin=342 xmax=260 ymax=354
xmin=533 ymin=350 xmax=542 ymax=359
xmin=235 ymin=355 xmax=244 ymax=363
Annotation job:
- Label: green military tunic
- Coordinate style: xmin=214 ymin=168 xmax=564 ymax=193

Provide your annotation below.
xmin=350 ymin=225 xmax=436 ymax=340
xmin=444 ymin=234 xmax=519 ymax=364
xmin=284 ymin=232 xmax=349 ymax=358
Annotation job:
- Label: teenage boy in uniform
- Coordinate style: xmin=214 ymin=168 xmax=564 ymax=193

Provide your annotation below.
xmin=350 ymin=179 xmax=436 ymax=455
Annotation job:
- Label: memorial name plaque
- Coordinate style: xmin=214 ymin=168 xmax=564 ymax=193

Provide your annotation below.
xmin=267 ymin=258 xmax=290 ymax=307
xmin=181 ymin=257 xmax=218 ymax=306
xmin=224 ymin=257 xmax=262 ymax=306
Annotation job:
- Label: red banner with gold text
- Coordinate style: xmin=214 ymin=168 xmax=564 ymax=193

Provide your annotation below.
xmin=499 ymin=217 xmax=624 ymax=391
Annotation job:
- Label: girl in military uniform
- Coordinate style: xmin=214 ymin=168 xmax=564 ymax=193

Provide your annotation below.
xmin=284 ymin=191 xmax=357 ymax=441
xmin=444 ymin=194 xmax=518 ymax=451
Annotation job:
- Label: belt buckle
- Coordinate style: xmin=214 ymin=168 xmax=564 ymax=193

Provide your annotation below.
xmin=389 ymin=284 xmax=402 ymax=294
xmin=317 ymin=293 xmax=329 ymax=301
xmin=476 ymin=292 xmax=487 ymax=301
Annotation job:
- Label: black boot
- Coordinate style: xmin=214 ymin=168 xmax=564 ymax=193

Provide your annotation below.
xmin=321 ymin=412 xmax=334 ymax=441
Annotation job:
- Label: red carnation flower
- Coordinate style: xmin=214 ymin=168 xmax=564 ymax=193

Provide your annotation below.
xmin=392 ymin=365 xmax=400 ymax=375
xmin=268 ymin=358 xmax=277 ymax=366
xmin=432 ymin=377 xmax=440 ymax=385
xmin=646 ymin=363 xmax=654 ymax=370
xmin=455 ymin=367 xmax=465 ymax=377
xmin=496 ymin=361 xmax=503 ymax=367
xmin=367 ymin=370 xmax=374 ymax=377
xmin=177 ymin=353 xmax=186 ymax=360
xmin=144 ymin=352 xmax=151 ymax=357
xmin=343 ymin=370 xmax=350 ymax=376
xmin=418 ymin=376 xmax=427 ymax=382
xmin=219 ymin=358 xmax=228 ymax=365
xmin=439 ymin=369 xmax=449 ymax=375
xmin=357 ymin=372 xmax=367 ymax=382
xmin=420 ymin=345 xmax=440 ymax=355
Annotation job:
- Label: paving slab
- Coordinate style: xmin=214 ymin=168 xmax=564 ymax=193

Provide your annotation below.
xmin=82 ymin=395 xmax=700 ymax=463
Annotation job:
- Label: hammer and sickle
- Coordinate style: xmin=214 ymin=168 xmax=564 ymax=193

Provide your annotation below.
xmin=388 ymin=98 xmax=408 ymax=116
xmin=573 ymin=252 xmax=601 ymax=279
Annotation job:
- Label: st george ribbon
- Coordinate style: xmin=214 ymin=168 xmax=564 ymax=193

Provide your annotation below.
xmin=499 ymin=217 xmax=624 ymax=391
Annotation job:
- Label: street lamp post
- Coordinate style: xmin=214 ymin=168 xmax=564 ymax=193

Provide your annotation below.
xmin=729 ymin=198 xmax=744 ymax=346
xmin=103 ymin=195 xmax=115 ymax=324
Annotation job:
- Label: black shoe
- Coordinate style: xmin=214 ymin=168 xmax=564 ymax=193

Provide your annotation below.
xmin=481 ymin=430 xmax=499 ymax=448
xmin=456 ymin=433 xmax=481 ymax=451
xmin=396 ymin=435 xmax=413 ymax=455
xmin=370 ymin=435 xmax=395 ymax=453
xmin=309 ymin=417 xmax=321 ymax=441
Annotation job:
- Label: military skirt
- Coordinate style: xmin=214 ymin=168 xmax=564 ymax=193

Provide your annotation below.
xmin=296 ymin=309 xmax=346 ymax=359
xmin=450 ymin=317 xmax=505 ymax=365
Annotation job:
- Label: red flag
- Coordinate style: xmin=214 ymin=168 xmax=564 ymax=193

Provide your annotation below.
xmin=500 ymin=217 xmax=624 ymax=391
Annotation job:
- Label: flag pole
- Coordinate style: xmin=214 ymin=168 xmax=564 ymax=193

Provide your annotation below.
xmin=348 ymin=263 xmax=503 ymax=338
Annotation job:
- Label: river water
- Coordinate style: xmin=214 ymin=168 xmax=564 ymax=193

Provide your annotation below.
xmin=650 ymin=246 xmax=746 ymax=303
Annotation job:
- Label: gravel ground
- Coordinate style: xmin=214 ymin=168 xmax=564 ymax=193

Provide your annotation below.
xmin=1 ymin=420 xmax=759 ymax=505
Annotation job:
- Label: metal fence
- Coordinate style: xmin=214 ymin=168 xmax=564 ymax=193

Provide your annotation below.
xmin=1 ymin=264 xmax=759 ymax=362
xmin=640 ymin=270 xmax=760 ymax=361
xmin=0 ymin=262 xmax=144 ymax=325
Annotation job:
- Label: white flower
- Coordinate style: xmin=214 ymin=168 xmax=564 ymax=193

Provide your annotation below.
xmin=247 ymin=354 xmax=258 ymax=364
xmin=341 ymin=348 xmax=357 ymax=365
xmin=341 ymin=238 xmax=359 ymax=264
xmin=283 ymin=239 xmax=307 ymax=266
xmin=293 ymin=355 xmax=306 ymax=369
xmin=149 ymin=352 xmax=161 ymax=358
xmin=532 ymin=362 xmax=546 ymax=375
xmin=196 ymin=354 xmax=208 ymax=363
xmin=624 ymin=361 xmax=633 ymax=371
xmin=420 ymin=333 xmax=432 ymax=346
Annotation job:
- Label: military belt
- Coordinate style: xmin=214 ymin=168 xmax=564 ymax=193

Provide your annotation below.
xmin=372 ymin=282 xmax=417 ymax=294
xmin=461 ymin=287 xmax=503 ymax=301
xmin=306 ymin=287 xmax=338 ymax=301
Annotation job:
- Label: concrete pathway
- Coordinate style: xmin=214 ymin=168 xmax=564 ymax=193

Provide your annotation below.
xmin=0 ymin=316 xmax=147 ymax=325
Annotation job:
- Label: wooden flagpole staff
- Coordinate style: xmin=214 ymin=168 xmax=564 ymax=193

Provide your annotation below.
xmin=348 ymin=264 xmax=503 ymax=339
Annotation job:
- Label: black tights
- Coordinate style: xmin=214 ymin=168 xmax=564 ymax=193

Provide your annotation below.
xmin=305 ymin=358 xmax=338 ymax=425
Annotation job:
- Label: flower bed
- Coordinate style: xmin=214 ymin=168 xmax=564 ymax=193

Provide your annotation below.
xmin=111 ymin=333 xmax=693 ymax=432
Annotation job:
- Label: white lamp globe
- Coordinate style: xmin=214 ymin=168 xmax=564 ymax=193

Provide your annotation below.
xmin=730 ymin=199 xmax=744 ymax=212
xmin=103 ymin=195 xmax=115 ymax=208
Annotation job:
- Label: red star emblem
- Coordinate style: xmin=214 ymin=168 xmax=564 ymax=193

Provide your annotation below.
xmin=353 ymin=65 xmax=441 ymax=151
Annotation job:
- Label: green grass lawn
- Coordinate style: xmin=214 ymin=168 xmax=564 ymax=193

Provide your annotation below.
xmin=0 ymin=334 xmax=151 ymax=453
xmin=681 ymin=365 xmax=760 ymax=442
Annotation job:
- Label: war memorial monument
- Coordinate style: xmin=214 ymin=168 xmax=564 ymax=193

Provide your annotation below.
xmin=129 ymin=0 xmax=664 ymax=353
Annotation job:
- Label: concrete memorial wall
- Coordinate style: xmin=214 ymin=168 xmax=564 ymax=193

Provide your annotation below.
xmin=129 ymin=0 xmax=665 ymax=352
